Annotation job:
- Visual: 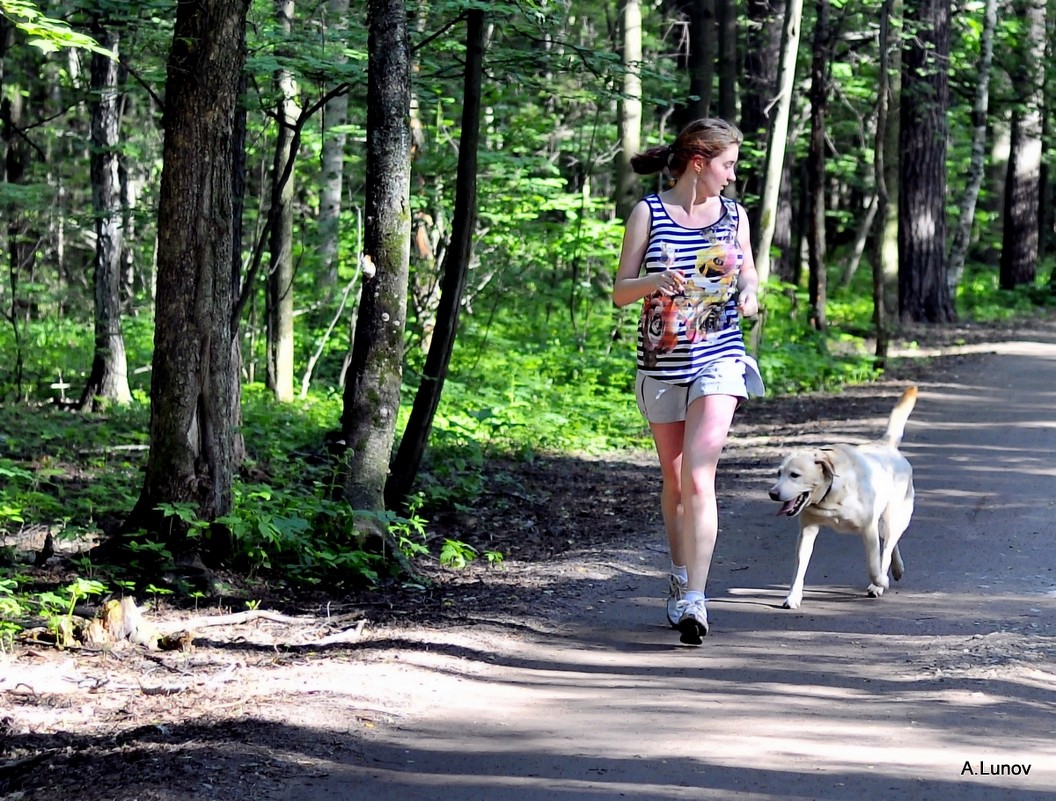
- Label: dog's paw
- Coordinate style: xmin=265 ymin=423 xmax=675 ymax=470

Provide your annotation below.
xmin=867 ymin=583 xmax=886 ymax=598
xmin=782 ymin=595 xmax=802 ymax=610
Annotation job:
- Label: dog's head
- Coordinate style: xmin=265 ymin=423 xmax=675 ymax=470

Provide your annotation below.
xmin=768 ymin=449 xmax=837 ymax=517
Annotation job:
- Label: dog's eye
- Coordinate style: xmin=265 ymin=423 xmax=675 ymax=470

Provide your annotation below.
xmin=789 ymin=471 xmax=800 ymax=479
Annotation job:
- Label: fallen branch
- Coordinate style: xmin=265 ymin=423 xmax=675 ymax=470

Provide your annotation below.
xmin=155 ymin=608 xmax=321 ymax=636
xmin=308 ymin=619 xmax=367 ymax=646
xmin=18 ymin=599 xmax=368 ymax=652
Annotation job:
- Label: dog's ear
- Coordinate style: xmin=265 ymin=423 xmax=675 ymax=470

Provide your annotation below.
xmin=814 ymin=449 xmax=837 ymax=480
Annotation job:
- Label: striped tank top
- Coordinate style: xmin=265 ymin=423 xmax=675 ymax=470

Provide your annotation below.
xmin=635 ymin=193 xmax=747 ymax=383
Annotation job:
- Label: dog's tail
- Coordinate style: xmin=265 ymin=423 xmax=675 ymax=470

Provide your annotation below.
xmin=882 ymin=386 xmax=918 ymax=447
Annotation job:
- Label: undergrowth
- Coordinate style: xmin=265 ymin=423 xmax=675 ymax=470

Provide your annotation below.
xmin=1 ymin=262 xmax=1053 ymax=649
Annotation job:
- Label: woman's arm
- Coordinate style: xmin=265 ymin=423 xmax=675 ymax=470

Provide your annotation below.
xmin=735 ymin=203 xmax=760 ymax=318
xmin=612 ymin=201 xmax=682 ymax=307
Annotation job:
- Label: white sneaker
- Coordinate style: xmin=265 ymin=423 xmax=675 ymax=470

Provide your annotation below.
xmin=676 ymin=598 xmax=709 ymax=646
xmin=666 ymin=574 xmax=687 ymax=628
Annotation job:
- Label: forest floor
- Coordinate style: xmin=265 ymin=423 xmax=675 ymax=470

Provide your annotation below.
xmin=2 ymin=315 xmax=1054 ymax=801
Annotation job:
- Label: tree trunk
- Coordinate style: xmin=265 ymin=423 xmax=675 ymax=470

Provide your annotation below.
xmin=838 ymin=196 xmax=877 ymax=288
xmin=1 ymin=27 xmax=40 ymax=332
xmin=230 ymin=68 xmax=249 ymax=470
xmin=806 ymin=0 xmax=829 ymax=331
xmin=898 ymin=0 xmax=955 ymax=323
xmin=663 ymin=0 xmax=715 ymax=128
xmin=615 ymin=0 xmax=642 ymax=222
xmin=126 ymin=0 xmax=250 ymax=560
xmin=741 ymin=0 xmax=785 ymax=212
xmin=81 ymin=23 xmax=132 ymax=410
xmin=715 ymin=0 xmax=737 ymax=122
xmin=879 ymin=0 xmax=902 ymax=315
xmin=947 ymin=0 xmax=996 ymax=294
xmin=999 ymin=0 xmax=1045 ymax=290
xmin=871 ymin=0 xmax=894 ymax=364
xmin=773 ymin=155 xmax=796 ymax=283
xmin=386 ymin=8 xmax=484 ymax=510
xmin=687 ymin=0 xmax=716 ymax=119
xmin=266 ymin=0 xmax=298 ymax=402
xmin=754 ymin=0 xmax=803 ymax=287
xmin=340 ymin=0 xmax=412 ymax=513
xmin=318 ymin=0 xmax=350 ymax=290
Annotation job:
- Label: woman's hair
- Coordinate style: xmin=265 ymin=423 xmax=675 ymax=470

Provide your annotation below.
xmin=630 ymin=118 xmax=744 ymax=177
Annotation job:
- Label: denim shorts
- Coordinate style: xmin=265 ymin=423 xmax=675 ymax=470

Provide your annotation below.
xmin=635 ymin=355 xmax=764 ymax=424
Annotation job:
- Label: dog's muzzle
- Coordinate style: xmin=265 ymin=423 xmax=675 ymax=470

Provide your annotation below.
xmin=770 ymin=489 xmax=810 ymax=517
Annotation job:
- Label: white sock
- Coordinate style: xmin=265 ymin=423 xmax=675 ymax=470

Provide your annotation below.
xmin=684 ymin=590 xmax=706 ymax=604
xmin=670 ymin=564 xmax=688 ymax=583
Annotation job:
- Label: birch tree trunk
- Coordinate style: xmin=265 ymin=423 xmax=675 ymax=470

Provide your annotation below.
xmin=871 ymin=0 xmax=894 ymax=363
xmin=879 ymin=0 xmax=902 ymax=311
xmin=616 ymin=0 xmax=642 ymax=222
xmin=741 ymin=0 xmax=785 ymax=210
xmin=806 ymin=0 xmax=829 ymax=331
xmin=947 ymin=0 xmax=997 ymax=293
xmin=340 ymin=0 xmax=412 ymax=513
xmin=754 ymin=0 xmax=803 ymax=287
xmin=266 ymin=0 xmax=298 ymax=402
xmin=318 ymin=0 xmax=350 ymax=290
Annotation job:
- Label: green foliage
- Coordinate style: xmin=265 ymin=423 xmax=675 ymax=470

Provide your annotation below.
xmin=956 ymin=262 xmax=1056 ymax=320
xmin=439 ymin=538 xmax=477 ymax=569
xmin=752 ymin=280 xmax=882 ymax=395
xmin=0 ymin=577 xmax=23 ymax=650
xmin=1 ymin=1 xmax=111 ymax=55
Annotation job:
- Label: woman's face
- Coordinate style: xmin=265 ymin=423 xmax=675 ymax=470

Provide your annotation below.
xmin=695 ymin=144 xmax=739 ymax=196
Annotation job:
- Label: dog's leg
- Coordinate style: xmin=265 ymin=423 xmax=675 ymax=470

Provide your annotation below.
xmin=864 ymin=523 xmax=889 ymax=597
xmin=887 ymin=487 xmax=913 ymax=584
xmin=891 ymin=544 xmax=904 ymax=581
xmin=878 ymin=489 xmax=911 ymax=585
xmin=784 ymin=524 xmax=820 ymax=609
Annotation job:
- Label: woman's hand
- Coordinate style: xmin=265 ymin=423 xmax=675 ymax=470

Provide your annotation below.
xmin=654 ymin=269 xmax=685 ymax=296
xmin=737 ymin=289 xmax=759 ymax=318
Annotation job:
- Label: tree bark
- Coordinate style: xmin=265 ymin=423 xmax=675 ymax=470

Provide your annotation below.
xmin=715 ymin=0 xmax=737 ymax=122
xmin=741 ymin=0 xmax=785 ymax=213
xmin=615 ymin=0 xmax=642 ymax=222
xmin=386 ymin=8 xmax=484 ymax=510
xmin=999 ymin=0 xmax=1045 ymax=290
xmin=754 ymin=0 xmax=803 ymax=287
xmin=871 ymin=0 xmax=894 ymax=363
xmin=947 ymin=0 xmax=996 ymax=293
xmin=879 ymin=0 xmax=902 ymax=314
xmin=266 ymin=0 xmax=298 ymax=402
xmin=127 ymin=0 xmax=251 ymax=559
xmin=806 ymin=0 xmax=829 ymax=331
xmin=81 ymin=23 xmax=132 ymax=410
xmin=340 ymin=0 xmax=412 ymax=513
xmin=898 ymin=0 xmax=955 ymax=322
xmin=318 ymin=0 xmax=350 ymax=290
xmin=687 ymin=0 xmax=716 ymax=119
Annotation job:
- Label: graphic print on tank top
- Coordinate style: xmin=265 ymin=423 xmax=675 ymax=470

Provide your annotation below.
xmin=639 ymin=198 xmax=742 ymax=371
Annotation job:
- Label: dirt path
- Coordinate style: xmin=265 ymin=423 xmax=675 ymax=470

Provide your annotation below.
xmin=272 ymin=330 xmax=1056 ymax=801
xmin=3 ymin=322 xmax=1055 ymax=800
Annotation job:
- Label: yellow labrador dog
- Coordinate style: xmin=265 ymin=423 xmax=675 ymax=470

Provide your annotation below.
xmin=768 ymin=386 xmax=918 ymax=609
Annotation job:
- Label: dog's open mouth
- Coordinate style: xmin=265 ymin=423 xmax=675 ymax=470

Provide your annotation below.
xmin=776 ymin=492 xmax=810 ymax=517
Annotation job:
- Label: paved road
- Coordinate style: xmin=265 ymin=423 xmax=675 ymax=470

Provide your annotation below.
xmin=280 ymin=333 xmax=1056 ymax=801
